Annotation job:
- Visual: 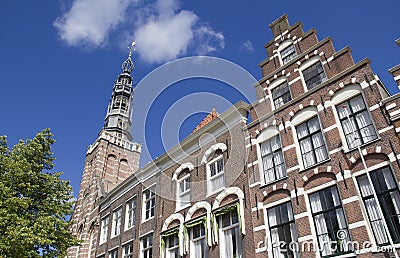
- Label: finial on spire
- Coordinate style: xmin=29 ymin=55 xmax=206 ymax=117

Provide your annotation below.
xmin=122 ymin=41 xmax=136 ymax=74
xmin=128 ymin=41 xmax=137 ymax=57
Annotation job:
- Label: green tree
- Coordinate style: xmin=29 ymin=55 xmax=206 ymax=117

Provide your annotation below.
xmin=0 ymin=129 xmax=78 ymax=257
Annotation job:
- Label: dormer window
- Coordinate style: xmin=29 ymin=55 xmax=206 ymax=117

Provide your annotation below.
xmin=280 ymin=44 xmax=297 ymax=64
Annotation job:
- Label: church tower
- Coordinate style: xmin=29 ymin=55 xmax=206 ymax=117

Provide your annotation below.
xmin=67 ymin=42 xmax=142 ymax=258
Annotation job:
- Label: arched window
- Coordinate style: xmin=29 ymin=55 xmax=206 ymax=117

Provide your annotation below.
xmin=336 ymin=94 xmax=377 ymax=149
xmin=309 ymin=185 xmax=351 ymax=256
xmin=173 ymin=163 xmax=194 ymax=211
xmin=256 ymin=127 xmax=287 ymax=184
xmin=292 ymin=107 xmax=329 ymax=169
xmin=267 ymin=201 xmax=299 ymax=258
xmin=300 ymin=57 xmax=327 ymax=90
xmin=202 ymin=143 xmax=227 ymax=196
xmin=87 ymin=227 xmax=95 ymax=258
xmin=269 ymin=77 xmax=291 ymax=109
xmin=279 ymin=40 xmax=297 ymax=64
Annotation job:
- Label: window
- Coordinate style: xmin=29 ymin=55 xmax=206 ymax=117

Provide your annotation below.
xmin=260 ymin=135 xmax=286 ymax=184
xmin=165 ymin=233 xmax=179 ymax=258
xmin=302 ymin=61 xmax=326 ymax=90
xmin=177 ymin=175 xmax=190 ymax=209
xmin=357 ymin=166 xmax=400 ymax=245
xmin=126 ymin=198 xmax=136 ymax=229
xmin=219 ymin=210 xmax=243 ymax=258
xmin=336 ymin=95 xmax=377 ymax=149
xmin=113 ymin=96 xmax=122 ymax=109
xmin=281 ymin=44 xmax=297 ymax=64
xmin=208 ymin=156 xmax=224 ymax=194
xmin=88 ymin=229 xmax=95 ymax=257
xmin=100 ymin=216 xmax=109 ymax=244
xmin=123 ymin=243 xmax=133 ymax=258
xmin=112 ymin=208 xmax=122 ymax=237
xmin=109 ymin=249 xmax=118 ymax=258
xmin=143 ymin=188 xmax=155 ymax=220
xmin=141 ymin=234 xmax=153 ymax=258
xmin=267 ymin=202 xmax=299 ymax=258
xmin=190 ymin=223 xmax=208 ymax=258
xmin=296 ymin=117 xmax=328 ymax=168
xmin=272 ymin=81 xmax=291 ymax=108
xmin=309 ymin=186 xmax=351 ymax=257
xmin=121 ymin=97 xmax=128 ymax=111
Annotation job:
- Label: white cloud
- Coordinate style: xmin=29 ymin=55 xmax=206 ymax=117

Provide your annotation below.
xmin=54 ymin=0 xmax=225 ymax=63
xmin=54 ymin=0 xmax=136 ymax=48
xmin=133 ymin=0 xmax=225 ymax=63
xmin=241 ymin=40 xmax=254 ymax=52
xmin=194 ymin=26 xmax=225 ymax=55
xmin=134 ymin=10 xmax=198 ymax=63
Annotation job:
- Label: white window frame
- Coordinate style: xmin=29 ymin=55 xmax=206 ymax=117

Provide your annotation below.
xmin=280 ymin=43 xmax=297 ymax=65
xmin=257 ymin=134 xmax=287 ymax=185
xmin=291 ymin=108 xmax=329 ymax=170
xmin=125 ymin=197 xmax=137 ymax=230
xmin=100 ymin=216 xmax=109 ymax=244
xmin=299 ymin=57 xmax=327 ymax=92
xmin=88 ymin=229 xmax=95 ymax=257
xmin=296 ymin=116 xmax=329 ymax=169
xmin=176 ymin=174 xmax=191 ymax=211
xmin=140 ymin=234 xmax=153 ymax=258
xmin=266 ymin=201 xmax=299 ymax=258
xmin=330 ymin=85 xmax=379 ymax=152
xmin=277 ymin=40 xmax=297 ymax=65
xmin=267 ymin=76 xmax=291 ymax=110
xmin=165 ymin=233 xmax=179 ymax=258
xmin=142 ymin=186 xmax=156 ymax=222
xmin=109 ymin=248 xmax=118 ymax=258
xmin=190 ymin=223 xmax=208 ymax=258
xmin=218 ymin=210 xmax=243 ymax=258
xmin=123 ymin=242 xmax=133 ymax=258
xmin=271 ymin=81 xmax=292 ymax=109
xmin=111 ymin=207 xmax=122 ymax=238
xmin=207 ymin=155 xmax=225 ymax=196
xmin=308 ymin=185 xmax=352 ymax=257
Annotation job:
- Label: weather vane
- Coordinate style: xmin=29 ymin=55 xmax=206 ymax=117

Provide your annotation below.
xmin=128 ymin=41 xmax=137 ymax=57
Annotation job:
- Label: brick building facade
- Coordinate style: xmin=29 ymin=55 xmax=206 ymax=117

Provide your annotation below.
xmin=69 ymin=15 xmax=400 ymax=258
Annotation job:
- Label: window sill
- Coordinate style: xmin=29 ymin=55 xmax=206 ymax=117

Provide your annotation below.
xmin=124 ymin=225 xmax=135 ymax=232
xmin=110 ymin=234 xmax=120 ymax=239
xmin=260 ymin=176 xmax=288 ymax=189
xmin=141 ymin=217 xmax=154 ymax=223
xmin=342 ymin=137 xmax=381 ymax=154
xmin=207 ymin=187 xmax=225 ymax=198
xmin=299 ymin=158 xmax=331 ymax=174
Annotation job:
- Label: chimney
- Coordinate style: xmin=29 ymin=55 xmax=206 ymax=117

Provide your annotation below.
xmin=269 ymin=14 xmax=290 ymax=38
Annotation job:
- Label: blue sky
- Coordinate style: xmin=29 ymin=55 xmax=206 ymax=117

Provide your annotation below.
xmin=0 ymin=0 xmax=399 ymax=197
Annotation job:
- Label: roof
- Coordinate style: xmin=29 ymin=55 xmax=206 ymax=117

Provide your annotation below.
xmin=192 ymin=107 xmax=219 ymax=133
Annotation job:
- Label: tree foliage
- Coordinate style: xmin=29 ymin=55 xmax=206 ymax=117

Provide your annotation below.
xmin=0 ymin=129 xmax=78 ymax=257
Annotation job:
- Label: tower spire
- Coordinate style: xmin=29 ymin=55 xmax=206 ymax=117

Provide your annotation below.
xmin=122 ymin=41 xmax=136 ymax=74
xmin=101 ymin=41 xmax=137 ymax=142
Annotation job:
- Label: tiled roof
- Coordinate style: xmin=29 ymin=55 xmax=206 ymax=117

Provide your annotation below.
xmin=192 ymin=107 xmax=219 ymax=133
